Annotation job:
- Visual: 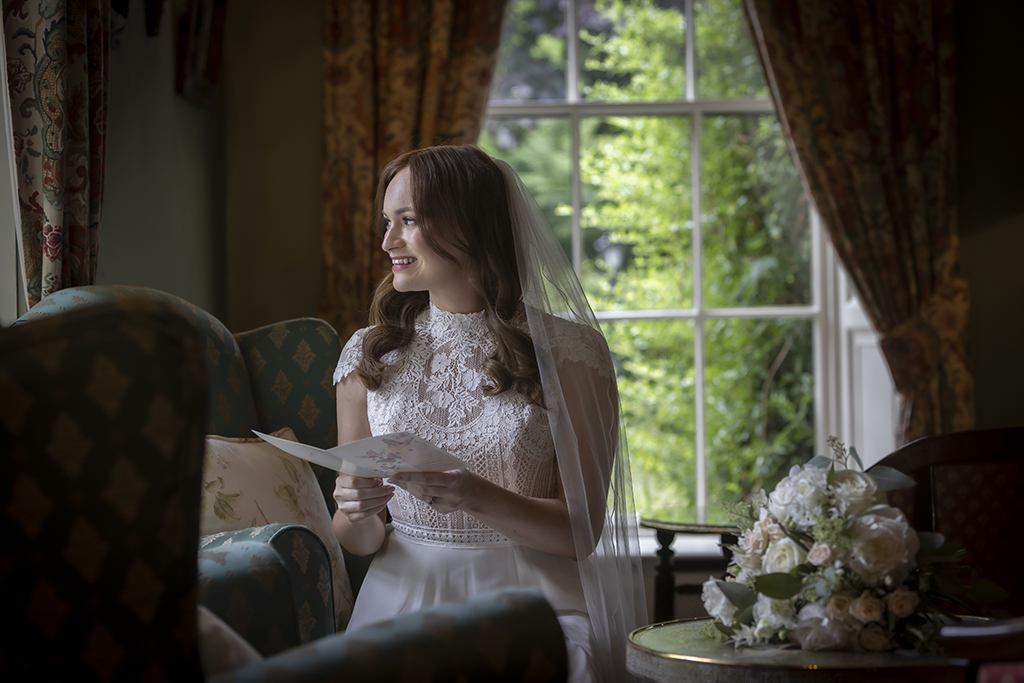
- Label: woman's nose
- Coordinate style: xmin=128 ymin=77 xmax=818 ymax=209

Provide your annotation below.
xmin=382 ymin=226 xmax=400 ymax=251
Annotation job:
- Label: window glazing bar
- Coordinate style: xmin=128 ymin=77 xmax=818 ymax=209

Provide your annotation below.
xmin=692 ymin=108 xmax=706 ymax=524
xmin=486 ymin=99 xmax=775 ymax=117
xmin=685 ymin=0 xmax=695 ymax=101
xmin=567 ymin=0 xmax=579 ymax=103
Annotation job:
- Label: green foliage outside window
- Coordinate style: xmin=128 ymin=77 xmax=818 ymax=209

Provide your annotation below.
xmin=483 ymin=0 xmax=815 ymax=524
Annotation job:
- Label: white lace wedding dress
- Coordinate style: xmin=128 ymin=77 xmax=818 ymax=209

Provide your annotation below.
xmin=334 ymin=302 xmax=607 ymax=683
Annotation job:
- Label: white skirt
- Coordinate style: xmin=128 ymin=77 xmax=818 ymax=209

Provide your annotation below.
xmin=348 ymin=532 xmax=596 ymax=683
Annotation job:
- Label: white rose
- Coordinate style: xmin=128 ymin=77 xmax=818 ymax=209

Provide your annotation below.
xmin=763 ymin=537 xmax=808 ymax=574
xmin=858 ymin=623 xmax=894 ymax=652
xmin=789 ymin=602 xmax=857 ymax=651
xmin=849 ymin=591 xmax=885 ymax=624
xmin=753 ymin=593 xmax=797 ymax=632
xmin=769 ymin=466 xmax=829 ymax=531
xmin=701 ymin=577 xmax=738 ymax=626
xmin=768 ymin=469 xmax=799 ymax=519
xmin=807 ymin=541 xmax=834 ymax=566
xmin=884 ymin=587 xmax=921 ymax=618
xmin=848 ymin=505 xmax=920 ymax=586
xmin=831 ymin=469 xmax=879 ymax=517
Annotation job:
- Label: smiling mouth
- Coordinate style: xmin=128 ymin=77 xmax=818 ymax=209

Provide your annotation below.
xmin=392 ymin=257 xmax=416 ymax=265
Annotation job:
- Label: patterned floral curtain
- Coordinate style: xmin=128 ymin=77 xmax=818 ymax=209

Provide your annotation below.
xmin=320 ymin=0 xmax=507 ymax=341
xmin=4 ymin=0 xmax=109 ymax=308
xmin=744 ymin=0 xmax=973 ymax=444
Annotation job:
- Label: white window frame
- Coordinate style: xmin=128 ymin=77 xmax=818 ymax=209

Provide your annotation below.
xmin=1 ymin=30 xmax=27 ymax=326
xmin=488 ymin=0 xmax=842 ymax=522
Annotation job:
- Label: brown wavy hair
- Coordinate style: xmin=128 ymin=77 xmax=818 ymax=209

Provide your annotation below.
xmin=356 ymin=144 xmax=544 ymax=407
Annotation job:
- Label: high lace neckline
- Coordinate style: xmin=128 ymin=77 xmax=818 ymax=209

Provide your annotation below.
xmin=426 ymin=301 xmax=487 ymax=334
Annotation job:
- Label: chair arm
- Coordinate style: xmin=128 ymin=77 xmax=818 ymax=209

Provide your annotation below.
xmin=198 ymin=524 xmax=335 ymax=657
xmin=941 ymin=616 xmax=1024 ymax=661
xmin=212 ymin=587 xmax=568 ymax=683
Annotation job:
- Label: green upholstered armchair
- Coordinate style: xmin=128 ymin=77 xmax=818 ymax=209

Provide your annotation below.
xmin=2 ymin=299 xmax=211 ymax=680
xmin=5 ymin=287 xmax=568 ymax=681
xmin=1 ymin=297 xmax=569 ymax=681
xmin=16 ymin=285 xmax=355 ymax=651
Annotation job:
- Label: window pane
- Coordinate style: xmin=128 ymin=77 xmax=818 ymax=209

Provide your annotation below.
xmin=580 ymin=0 xmax=686 ymax=102
xmin=605 ymin=319 xmax=696 ymax=520
xmin=701 ymin=114 xmax=810 ymax=307
xmin=480 ymin=118 xmax=573 ymax=259
xmin=492 ymin=0 xmax=567 ymax=101
xmin=694 ymin=0 xmax=768 ymax=98
xmin=580 ymin=116 xmax=692 ymax=311
xmin=704 ymin=318 xmax=814 ymax=524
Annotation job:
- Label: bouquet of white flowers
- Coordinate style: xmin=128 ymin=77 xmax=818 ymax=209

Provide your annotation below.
xmin=701 ymin=438 xmax=1005 ymax=653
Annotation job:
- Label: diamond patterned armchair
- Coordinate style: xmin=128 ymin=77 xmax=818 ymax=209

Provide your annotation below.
xmin=3 ymin=288 xmax=569 ymax=681
xmin=15 ymin=285 xmax=354 ymax=651
xmin=1 ymin=298 xmax=210 ymax=680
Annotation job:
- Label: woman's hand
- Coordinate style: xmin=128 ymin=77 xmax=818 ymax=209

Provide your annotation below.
xmin=388 ymin=470 xmax=486 ymax=514
xmin=333 ymin=473 xmax=394 ymax=523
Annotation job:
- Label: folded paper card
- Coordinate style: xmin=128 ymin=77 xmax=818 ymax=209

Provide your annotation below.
xmin=252 ymin=430 xmax=469 ymax=478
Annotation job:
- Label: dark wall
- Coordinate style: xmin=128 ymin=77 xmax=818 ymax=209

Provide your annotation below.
xmin=956 ymin=1 xmax=1024 ymax=429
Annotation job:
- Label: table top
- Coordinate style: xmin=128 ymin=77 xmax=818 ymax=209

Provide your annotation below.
xmin=627 ymin=618 xmax=960 ymax=683
xmin=639 ymin=518 xmax=740 ymax=535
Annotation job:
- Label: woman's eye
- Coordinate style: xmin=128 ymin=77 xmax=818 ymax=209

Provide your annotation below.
xmin=403 ymin=216 xmax=415 ymax=225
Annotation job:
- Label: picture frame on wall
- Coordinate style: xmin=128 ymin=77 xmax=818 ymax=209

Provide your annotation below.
xmin=175 ymin=0 xmax=227 ymax=107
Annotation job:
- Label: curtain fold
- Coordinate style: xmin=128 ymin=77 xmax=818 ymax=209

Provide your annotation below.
xmin=4 ymin=0 xmax=109 ymax=308
xmin=744 ymin=0 xmax=972 ymax=444
xmin=320 ymin=0 xmax=507 ymax=340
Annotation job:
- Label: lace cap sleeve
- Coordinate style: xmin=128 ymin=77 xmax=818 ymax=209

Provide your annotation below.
xmin=333 ymin=327 xmax=370 ymax=385
xmin=546 ymin=315 xmax=615 ymax=380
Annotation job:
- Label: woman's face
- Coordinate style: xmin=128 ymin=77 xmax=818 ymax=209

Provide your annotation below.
xmin=381 ymin=168 xmax=484 ymax=313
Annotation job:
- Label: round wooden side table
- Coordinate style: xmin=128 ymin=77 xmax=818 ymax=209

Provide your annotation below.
xmin=627 ymin=618 xmax=964 ymax=683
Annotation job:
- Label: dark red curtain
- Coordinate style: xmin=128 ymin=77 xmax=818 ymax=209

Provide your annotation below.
xmin=320 ymin=0 xmax=507 ymax=341
xmin=745 ymin=0 xmax=972 ymax=444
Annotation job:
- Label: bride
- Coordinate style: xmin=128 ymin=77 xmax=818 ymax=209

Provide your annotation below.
xmin=331 ymin=144 xmax=646 ymax=682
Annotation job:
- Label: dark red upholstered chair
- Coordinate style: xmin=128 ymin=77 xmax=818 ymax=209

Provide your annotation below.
xmin=875 ymin=427 xmax=1024 ymax=618
xmin=941 ymin=616 xmax=1024 ymax=683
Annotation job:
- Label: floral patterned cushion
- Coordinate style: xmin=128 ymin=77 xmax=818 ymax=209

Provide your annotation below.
xmin=200 ymin=428 xmax=354 ymax=629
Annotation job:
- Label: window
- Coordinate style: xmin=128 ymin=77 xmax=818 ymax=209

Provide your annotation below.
xmin=0 ymin=33 xmax=25 ymax=326
xmin=482 ymin=0 xmax=833 ymax=523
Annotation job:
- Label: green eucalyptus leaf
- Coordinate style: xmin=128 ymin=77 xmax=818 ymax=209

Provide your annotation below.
xmin=916 ymin=531 xmax=945 ymax=561
xmin=929 ymin=551 xmax=965 ymax=564
xmin=755 ymin=573 xmax=804 ymax=600
xmin=937 ymin=541 xmax=963 ymax=556
xmin=807 ymin=455 xmax=833 ymax=469
xmin=717 ymin=580 xmax=757 ymax=610
xmin=848 ymin=446 xmax=865 ymax=471
xmin=866 ymin=465 xmax=917 ymax=491
xmin=735 ymin=604 xmax=755 ymax=626
xmin=714 ymin=620 xmax=735 ymax=636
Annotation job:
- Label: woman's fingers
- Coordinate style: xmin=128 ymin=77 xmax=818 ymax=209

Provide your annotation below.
xmin=334 ymin=472 xmax=393 ymax=520
xmin=389 ymin=470 xmax=476 ymax=511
